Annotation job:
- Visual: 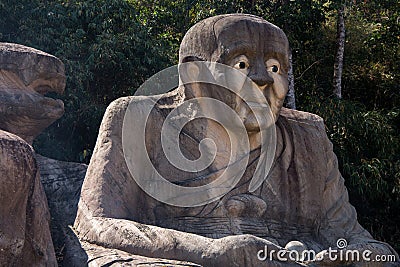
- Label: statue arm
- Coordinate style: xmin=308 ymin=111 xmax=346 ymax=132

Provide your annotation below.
xmin=75 ymin=210 xmax=299 ymax=266
xmin=316 ymin=132 xmax=399 ymax=266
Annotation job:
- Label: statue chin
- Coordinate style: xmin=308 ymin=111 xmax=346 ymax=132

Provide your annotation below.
xmin=244 ymin=120 xmax=260 ymax=133
xmin=238 ymin=101 xmax=279 ymax=134
xmin=243 ymin=110 xmax=275 ymax=133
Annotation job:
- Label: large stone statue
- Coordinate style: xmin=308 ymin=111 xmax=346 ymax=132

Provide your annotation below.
xmin=73 ymin=14 xmax=399 ymax=266
xmin=0 ymin=43 xmax=61 ymax=266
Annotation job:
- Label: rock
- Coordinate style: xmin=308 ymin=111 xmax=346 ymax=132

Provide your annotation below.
xmin=0 ymin=130 xmax=56 ymax=266
xmin=36 ymin=154 xmax=87 ymax=264
xmin=285 ymin=241 xmax=308 ymax=261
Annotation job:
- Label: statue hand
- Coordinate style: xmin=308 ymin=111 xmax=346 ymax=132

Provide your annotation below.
xmin=311 ymin=244 xmax=367 ymax=267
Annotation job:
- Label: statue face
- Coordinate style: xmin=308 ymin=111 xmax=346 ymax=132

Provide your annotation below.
xmin=0 ymin=43 xmax=65 ymax=144
xmin=214 ymin=17 xmax=289 ymax=131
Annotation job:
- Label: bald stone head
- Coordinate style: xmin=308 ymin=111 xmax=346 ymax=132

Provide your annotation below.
xmin=179 ymin=14 xmax=290 ymax=130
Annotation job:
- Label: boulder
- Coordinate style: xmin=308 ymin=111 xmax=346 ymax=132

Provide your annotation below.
xmin=0 ymin=130 xmax=56 ymax=266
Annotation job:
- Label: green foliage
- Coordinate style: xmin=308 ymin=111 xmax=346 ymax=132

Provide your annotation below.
xmin=0 ymin=0 xmax=171 ymax=162
xmin=305 ymin=96 xmax=400 ymax=249
xmin=343 ymin=1 xmax=400 ymax=109
xmin=294 ymin=2 xmax=400 ymax=249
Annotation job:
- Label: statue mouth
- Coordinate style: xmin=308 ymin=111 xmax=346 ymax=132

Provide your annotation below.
xmin=0 ymin=79 xmax=65 ymax=144
xmin=237 ymin=101 xmax=273 ymax=133
xmin=33 ymin=84 xmax=65 ymax=118
xmin=246 ymin=101 xmax=269 ymax=109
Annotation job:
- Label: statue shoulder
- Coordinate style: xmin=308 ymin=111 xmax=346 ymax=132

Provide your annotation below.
xmin=105 ymin=90 xmax=183 ymax=120
xmin=278 ymin=108 xmax=333 ymax=173
xmin=278 ymin=107 xmax=326 ymax=133
xmin=97 ymin=92 xmax=182 ymax=142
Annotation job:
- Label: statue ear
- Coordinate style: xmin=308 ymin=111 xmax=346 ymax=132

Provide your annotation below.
xmin=179 ymin=56 xmax=206 ymax=99
xmin=179 ymin=56 xmax=204 ymax=85
xmin=181 ymin=56 xmax=203 ymax=63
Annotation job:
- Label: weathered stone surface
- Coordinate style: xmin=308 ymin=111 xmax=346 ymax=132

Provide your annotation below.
xmin=71 ymin=240 xmax=201 ymax=267
xmin=0 ymin=43 xmax=65 ymax=144
xmin=36 ymin=154 xmax=87 ymax=263
xmin=0 ymin=130 xmax=56 ymax=266
xmin=37 ymin=155 xmax=87 ymax=227
xmin=73 ymin=14 xmax=399 ymax=266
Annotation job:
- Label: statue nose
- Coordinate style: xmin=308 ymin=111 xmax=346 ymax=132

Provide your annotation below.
xmin=249 ymin=65 xmax=274 ymax=88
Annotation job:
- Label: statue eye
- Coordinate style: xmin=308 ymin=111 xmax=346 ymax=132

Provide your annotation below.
xmin=266 ymin=59 xmax=281 ymax=73
xmin=232 ymin=56 xmax=250 ymax=72
xmin=234 ymin=60 xmax=249 ymax=70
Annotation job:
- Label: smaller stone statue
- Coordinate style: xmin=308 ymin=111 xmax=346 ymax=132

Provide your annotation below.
xmin=0 ymin=43 xmax=63 ymax=266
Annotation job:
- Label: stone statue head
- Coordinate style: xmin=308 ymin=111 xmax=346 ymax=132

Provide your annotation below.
xmin=0 ymin=43 xmax=65 ymax=144
xmin=179 ymin=14 xmax=289 ymax=130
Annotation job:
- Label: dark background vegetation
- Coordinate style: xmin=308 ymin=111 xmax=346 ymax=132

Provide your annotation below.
xmin=1 ymin=0 xmax=399 ymax=251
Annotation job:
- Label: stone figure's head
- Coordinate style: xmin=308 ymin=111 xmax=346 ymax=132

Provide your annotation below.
xmin=179 ymin=14 xmax=289 ymax=131
xmin=0 ymin=43 xmax=65 ymax=144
